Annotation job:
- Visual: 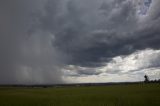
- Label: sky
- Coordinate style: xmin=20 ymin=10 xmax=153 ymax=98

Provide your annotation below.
xmin=0 ymin=0 xmax=160 ymax=84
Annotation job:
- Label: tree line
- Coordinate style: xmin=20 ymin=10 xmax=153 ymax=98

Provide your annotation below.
xmin=144 ymin=75 xmax=160 ymax=83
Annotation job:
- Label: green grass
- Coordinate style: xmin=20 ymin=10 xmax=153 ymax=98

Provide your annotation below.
xmin=0 ymin=83 xmax=159 ymax=106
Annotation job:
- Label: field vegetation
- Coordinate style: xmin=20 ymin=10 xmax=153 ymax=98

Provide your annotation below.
xmin=0 ymin=83 xmax=159 ymax=106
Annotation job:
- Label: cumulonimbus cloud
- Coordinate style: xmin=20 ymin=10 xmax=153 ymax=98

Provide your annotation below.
xmin=0 ymin=0 xmax=160 ymax=84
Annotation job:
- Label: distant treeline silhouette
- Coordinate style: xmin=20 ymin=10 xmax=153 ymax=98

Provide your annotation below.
xmin=144 ymin=74 xmax=160 ymax=83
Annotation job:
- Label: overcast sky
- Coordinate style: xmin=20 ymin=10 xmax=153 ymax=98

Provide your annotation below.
xmin=0 ymin=0 xmax=160 ymax=84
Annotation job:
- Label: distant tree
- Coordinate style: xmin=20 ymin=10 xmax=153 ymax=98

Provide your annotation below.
xmin=144 ymin=75 xmax=149 ymax=83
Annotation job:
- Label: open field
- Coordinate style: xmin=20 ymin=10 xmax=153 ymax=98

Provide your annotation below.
xmin=0 ymin=83 xmax=160 ymax=106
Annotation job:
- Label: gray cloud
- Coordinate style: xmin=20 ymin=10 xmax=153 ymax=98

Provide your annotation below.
xmin=0 ymin=0 xmax=160 ymax=84
xmin=99 ymin=49 xmax=160 ymax=79
xmin=63 ymin=49 xmax=160 ymax=82
xmin=63 ymin=65 xmax=101 ymax=77
xmin=50 ymin=0 xmax=160 ymax=68
xmin=0 ymin=0 xmax=65 ymax=84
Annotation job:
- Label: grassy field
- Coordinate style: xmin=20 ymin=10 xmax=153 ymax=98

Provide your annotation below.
xmin=0 ymin=83 xmax=159 ymax=106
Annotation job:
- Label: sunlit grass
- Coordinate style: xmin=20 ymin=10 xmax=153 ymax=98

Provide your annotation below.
xmin=0 ymin=83 xmax=159 ymax=106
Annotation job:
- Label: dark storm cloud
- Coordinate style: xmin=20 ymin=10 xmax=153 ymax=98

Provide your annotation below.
xmin=49 ymin=0 xmax=160 ymax=67
xmin=0 ymin=0 xmax=64 ymax=84
xmin=51 ymin=0 xmax=137 ymax=66
xmin=72 ymin=68 xmax=101 ymax=77
xmin=63 ymin=65 xmax=101 ymax=77
xmin=0 ymin=0 xmax=30 ymax=83
xmin=0 ymin=0 xmax=160 ymax=84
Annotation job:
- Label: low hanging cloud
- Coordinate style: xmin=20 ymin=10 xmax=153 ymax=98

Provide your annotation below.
xmin=0 ymin=0 xmax=160 ymax=84
xmin=101 ymin=49 xmax=160 ymax=74
xmin=64 ymin=49 xmax=160 ymax=83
